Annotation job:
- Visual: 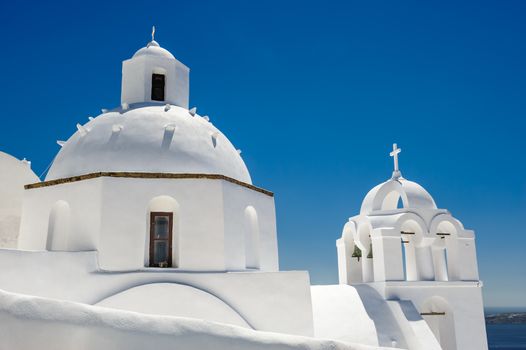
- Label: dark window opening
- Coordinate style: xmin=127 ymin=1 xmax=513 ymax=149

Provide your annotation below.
xmin=149 ymin=212 xmax=173 ymax=267
xmin=151 ymin=74 xmax=165 ymax=101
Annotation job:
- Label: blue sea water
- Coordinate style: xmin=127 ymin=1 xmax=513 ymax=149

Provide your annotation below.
xmin=484 ymin=309 xmax=526 ymax=349
xmin=487 ymin=324 xmax=526 ymax=349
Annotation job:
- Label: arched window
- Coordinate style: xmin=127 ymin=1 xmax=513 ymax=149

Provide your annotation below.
xmin=46 ymin=200 xmax=70 ymax=251
xmin=244 ymin=206 xmax=260 ymax=269
xmin=421 ymin=297 xmax=457 ymax=350
xmin=146 ymin=196 xmax=179 ymax=268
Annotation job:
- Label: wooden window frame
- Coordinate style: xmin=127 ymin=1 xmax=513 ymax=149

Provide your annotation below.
xmin=149 ymin=211 xmax=173 ymax=268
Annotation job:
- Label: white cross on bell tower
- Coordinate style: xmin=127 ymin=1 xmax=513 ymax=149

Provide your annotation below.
xmin=390 ymin=143 xmax=402 ymax=179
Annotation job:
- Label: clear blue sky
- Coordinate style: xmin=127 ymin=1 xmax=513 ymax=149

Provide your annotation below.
xmin=0 ymin=0 xmax=524 ymax=307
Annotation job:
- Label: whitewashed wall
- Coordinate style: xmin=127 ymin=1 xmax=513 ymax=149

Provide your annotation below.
xmin=18 ymin=177 xmax=277 ymax=272
xmin=379 ymin=282 xmax=488 ymax=350
xmin=121 ymin=54 xmax=189 ymax=108
xmin=0 ymin=250 xmax=313 ymax=336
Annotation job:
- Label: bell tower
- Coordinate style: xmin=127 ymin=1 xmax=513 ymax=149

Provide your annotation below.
xmin=335 ymin=144 xmax=488 ymax=350
xmin=121 ymin=27 xmax=189 ymax=108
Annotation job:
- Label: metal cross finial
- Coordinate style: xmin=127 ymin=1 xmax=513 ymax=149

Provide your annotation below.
xmin=390 ymin=143 xmax=402 ymax=178
xmin=151 ymin=26 xmax=156 ymax=42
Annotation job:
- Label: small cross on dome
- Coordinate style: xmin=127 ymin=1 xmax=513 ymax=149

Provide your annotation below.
xmin=147 ymin=26 xmax=159 ymax=48
xmin=390 ymin=143 xmax=402 ymax=179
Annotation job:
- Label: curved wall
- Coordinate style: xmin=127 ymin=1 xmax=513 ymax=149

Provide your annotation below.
xmin=96 ymin=283 xmax=250 ymax=328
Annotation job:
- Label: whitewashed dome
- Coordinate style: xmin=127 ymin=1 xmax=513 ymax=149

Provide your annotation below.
xmin=132 ymin=40 xmax=175 ymax=59
xmin=360 ymin=177 xmax=437 ymax=214
xmin=46 ymin=105 xmax=252 ymax=184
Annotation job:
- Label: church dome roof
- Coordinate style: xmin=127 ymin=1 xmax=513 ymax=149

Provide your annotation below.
xmin=132 ymin=40 xmax=175 ymax=60
xmin=45 ymin=105 xmax=251 ymax=184
xmin=360 ymin=177 xmax=437 ymax=214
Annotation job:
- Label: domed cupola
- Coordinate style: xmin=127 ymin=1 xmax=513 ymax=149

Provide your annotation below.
xmin=360 ymin=143 xmax=437 ymax=214
xmin=121 ymin=26 xmax=189 ymax=108
xmin=45 ymin=28 xmax=251 ymax=184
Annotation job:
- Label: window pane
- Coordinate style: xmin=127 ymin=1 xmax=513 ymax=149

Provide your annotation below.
xmin=154 ymin=216 xmax=169 ymax=239
xmin=153 ymin=240 xmax=169 ymax=266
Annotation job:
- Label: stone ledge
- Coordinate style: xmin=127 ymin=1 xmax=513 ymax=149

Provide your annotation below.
xmin=25 ymin=172 xmax=274 ymax=197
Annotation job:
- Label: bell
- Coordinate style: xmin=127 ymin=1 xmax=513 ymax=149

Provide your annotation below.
xmin=351 ymin=245 xmax=362 ymax=261
xmin=367 ymin=243 xmax=373 ymax=259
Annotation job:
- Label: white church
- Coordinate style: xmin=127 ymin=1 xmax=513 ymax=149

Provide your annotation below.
xmin=0 ymin=30 xmax=488 ymax=350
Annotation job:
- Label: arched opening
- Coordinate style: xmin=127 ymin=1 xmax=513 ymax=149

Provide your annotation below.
xmin=244 ymin=206 xmax=260 ymax=269
xmin=381 ymin=190 xmax=404 ymax=210
xmin=433 ymin=221 xmax=459 ymax=281
xmin=356 ymin=223 xmax=374 ymax=282
xmin=348 ymin=240 xmax=365 ymax=283
xmin=146 ymin=196 xmax=179 ymax=268
xmin=400 ymin=219 xmax=434 ymax=281
xmin=421 ymin=296 xmax=457 ymax=350
xmin=46 ymin=200 xmax=70 ymax=251
xmin=338 ymin=222 xmax=363 ymax=284
xmin=432 ymin=237 xmax=448 ymax=281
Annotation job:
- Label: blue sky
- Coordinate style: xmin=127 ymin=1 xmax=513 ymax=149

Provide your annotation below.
xmin=0 ymin=0 xmax=524 ymax=307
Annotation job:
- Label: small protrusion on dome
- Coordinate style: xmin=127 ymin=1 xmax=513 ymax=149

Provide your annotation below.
xmin=164 ymin=104 xmax=171 ymax=112
xmin=57 ymin=140 xmax=66 ymax=147
xmin=203 ymin=115 xmax=210 ymax=122
xmin=237 ymin=149 xmax=242 ymax=155
xmin=121 ymin=102 xmax=129 ymax=111
xmin=161 ymin=123 xmax=177 ymax=150
xmin=101 ymin=108 xmax=108 ymax=114
xmin=163 ymin=123 xmax=177 ymax=132
xmin=112 ymin=124 xmax=124 ymax=133
xmin=88 ymin=116 xmax=94 ymax=121
xmin=21 ymin=158 xmax=31 ymax=167
xmin=210 ymin=131 xmax=219 ymax=148
xmin=188 ymin=107 xmax=197 ymax=116
xmin=76 ymin=123 xmax=90 ymax=137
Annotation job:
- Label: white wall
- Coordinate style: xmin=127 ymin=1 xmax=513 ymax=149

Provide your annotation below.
xmin=375 ymin=281 xmax=488 ymax=350
xmin=222 ymin=180 xmax=278 ymax=271
xmin=121 ymin=55 xmax=189 ymax=108
xmin=0 ymin=152 xmax=40 ymax=248
xmin=0 ymin=249 xmax=313 ymax=336
xmin=0 ymin=288 xmax=381 ymax=350
xmin=311 ymin=285 xmax=379 ymax=346
xmin=18 ymin=177 xmax=278 ymax=272
xmin=18 ymin=178 xmax=102 ymax=251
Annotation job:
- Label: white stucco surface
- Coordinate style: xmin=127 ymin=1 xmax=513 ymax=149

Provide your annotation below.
xmin=311 ymin=285 xmax=379 ymax=346
xmin=0 ymin=288 xmax=389 ymax=350
xmin=337 ymin=171 xmax=488 ymax=350
xmin=0 ymin=152 xmax=39 ymax=248
xmin=19 ymin=176 xmax=276 ymax=271
xmin=45 ymin=105 xmax=251 ymax=183
xmin=96 ymin=283 xmax=251 ymax=328
xmin=122 ymin=39 xmax=189 ymax=108
xmin=0 ymin=249 xmax=312 ymax=336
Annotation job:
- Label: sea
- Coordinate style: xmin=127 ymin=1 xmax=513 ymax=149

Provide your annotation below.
xmin=486 ymin=308 xmax=526 ymax=350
